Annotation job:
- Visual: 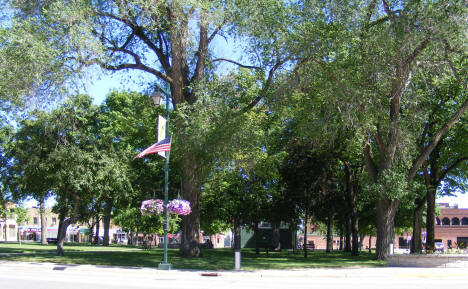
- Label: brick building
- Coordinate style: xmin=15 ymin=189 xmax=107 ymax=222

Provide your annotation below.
xmin=433 ymin=203 xmax=468 ymax=250
xmin=303 ymin=203 xmax=468 ymax=252
xmin=301 ymin=224 xmax=378 ymax=251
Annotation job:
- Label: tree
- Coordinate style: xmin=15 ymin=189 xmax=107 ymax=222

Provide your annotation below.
xmin=286 ymin=0 xmax=467 ymax=260
xmin=3 ymin=0 xmax=294 ymax=257
xmin=422 ymin=104 xmax=468 ymax=251
xmin=97 ymin=91 xmax=166 ymax=245
xmin=8 ymin=95 xmax=99 ymax=255
xmin=13 ymin=206 xmax=29 ymax=244
xmin=0 ymin=124 xmax=13 ymax=241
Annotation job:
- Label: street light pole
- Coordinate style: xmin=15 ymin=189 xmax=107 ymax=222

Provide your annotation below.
xmin=153 ymin=88 xmax=172 ymax=270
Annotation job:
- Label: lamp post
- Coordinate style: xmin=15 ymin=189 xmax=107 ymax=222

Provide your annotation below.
xmin=152 ymin=89 xmax=172 ymax=270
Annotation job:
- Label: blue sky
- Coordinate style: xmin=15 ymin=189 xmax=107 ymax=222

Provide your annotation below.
xmin=82 ymin=32 xmax=242 ymax=106
xmin=437 ymin=192 xmax=468 ymax=209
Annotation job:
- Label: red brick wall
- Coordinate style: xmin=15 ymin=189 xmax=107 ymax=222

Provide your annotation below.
xmin=302 ymin=207 xmax=468 ymax=251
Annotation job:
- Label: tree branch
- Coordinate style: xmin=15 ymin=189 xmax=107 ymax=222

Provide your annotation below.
xmin=211 ymin=58 xmax=262 ymax=70
xmin=363 ymin=143 xmax=378 ymax=182
xmin=364 ymin=0 xmax=377 ymax=32
xmin=192 ymin=17 xmax=208 ymax=84
xmin=98 ymin=60 xmax=172 ymax=83
xmin=438 ymin=157 xmax=468 ymax=184
xmin=443 ymin=40 xmax=467 ymax=90
xmin=376 ymin=123 xmax=386 ymax=155
xmin=241 ymin=58 xmax=288 ymax=113
xmin=208 ymin=19 xmax=226 ymax=44
xmin=406 ymin=38 xmax=430 ymax=66
xmin=407 ymin=95 xmax=468 ymax=183
xmin=96 ymin=11 xmax=171 ymax=74
xmin=382 ymin=0 xmax=393 ymax=18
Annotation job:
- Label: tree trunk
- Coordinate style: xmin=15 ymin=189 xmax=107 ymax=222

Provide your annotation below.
xmin=254 ymin=221 xmax=260 ymax=255
xmin=411 ymin=197 xmax=425 ymax=254
xmin=351 ymin=216 xmax=359 ymax=256
xmin=56 ymin=194 xmax=80 ymax=255
xmin=94 ymin=216 xmax=100 ymax=245
xmin=303 ymin=212 xmax=308 ymax=258
xmin=344 ymin=216 xmax=351 ymax=252
xmin=56 ymin=213 xmax=67 ymax=256
xmin=103 ymin=198 xmax=113 ymax=246
xmin=2 ymin=202 xmax=7 ymax=242
xmin=375 ymin=198 xmax=400 ymax=260
xmin=39 ymin=199 xmax=47 ymax=245
xmin=233 ymin=218 xmax=241 ymax=270
xmin=3 ymin=217 xmax=7 ymax=242
xmin=271 ymin=221 xmax=280 ymax=251
xmin=179 ymin=155 xmax=201 ymax=257
xmin=344 ymin=161 xmax=360 ymax=256
xmin=89 ymin=221 xmax=95 ymax=244
xmin=368 ymin=236 xmax=372 ymax=253
xmin=425 ymin=186 xmax=436 ymax=252
xmin=326 ymin=213 xmax=334 ymax=253
xmin=359 ymin=234 xmax=363 ymax=252
xmin=291 ymin=221 xmax=297 ymax=254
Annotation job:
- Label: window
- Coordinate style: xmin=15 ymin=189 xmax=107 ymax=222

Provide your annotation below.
xmin=259 ymin=222 xmax=271 ymax=229
xmin=442 ymin=217 xmax=450 ymax=225
xmin=462 ymin=217 xmax=468 ymax=225
xmin=452 ymin=217 xmax=460 ymax=226
xmin=33 ymin=217 xmax=38 ymax=225
xmin=456 ymin=237 xmax=468 ymax=249
xmin=52 ymin=218 xmax=57 ymax=225
xmin=9 ymin=225 xmax=16 ymax=237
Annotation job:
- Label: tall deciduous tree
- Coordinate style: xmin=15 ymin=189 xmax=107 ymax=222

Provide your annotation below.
xmin=3 ymin=0 xmax=293 ymax=257
xmin=287 ymin=0 xmax=467 ymax=260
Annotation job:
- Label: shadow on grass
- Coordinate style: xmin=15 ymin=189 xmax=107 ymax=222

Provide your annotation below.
xmin=0 ymin=244 xmax=385 ymax=270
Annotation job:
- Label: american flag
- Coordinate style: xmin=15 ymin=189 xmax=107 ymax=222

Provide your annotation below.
xmin=134 ymin=136 xmax=171 ymax=159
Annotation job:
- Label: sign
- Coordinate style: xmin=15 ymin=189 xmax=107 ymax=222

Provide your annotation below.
xmin=158 ymin=115 xmax=167 ymax=158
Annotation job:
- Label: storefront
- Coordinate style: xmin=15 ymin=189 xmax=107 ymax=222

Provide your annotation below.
xmin=18 ymin=226 xmax=41 ymax=241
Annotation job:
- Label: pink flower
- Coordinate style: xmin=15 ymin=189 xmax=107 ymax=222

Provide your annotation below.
xmin=140 ymin=199 xmax=164 ymax=215
xmin=168 ymin=199 xmax=191 ymax=215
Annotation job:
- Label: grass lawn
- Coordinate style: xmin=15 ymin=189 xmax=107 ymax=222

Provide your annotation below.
xmin=0 ymin=242 xmax=385 ymax=270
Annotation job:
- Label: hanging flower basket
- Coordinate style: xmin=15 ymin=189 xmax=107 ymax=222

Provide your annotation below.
xmin=168 ymin=199 xmax=191 ymax=215
xmin=140 ymin=199 xmax=191 ymax=216
xmin=140 ymin=199 xmax=164 ymax=215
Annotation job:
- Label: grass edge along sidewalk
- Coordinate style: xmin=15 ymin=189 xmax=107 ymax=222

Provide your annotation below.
xmin=0 ymin=243 xmax=385 ymax=270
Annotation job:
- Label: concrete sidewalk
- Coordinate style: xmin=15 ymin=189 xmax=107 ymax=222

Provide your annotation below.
xmin=2 ymin=260 xmax=468 ymax=277
xmin=1 ymin=261 xmax=467 ymax=289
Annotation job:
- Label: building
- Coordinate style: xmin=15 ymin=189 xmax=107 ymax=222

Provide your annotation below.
xmin=18 ymin=207 xmax=59 ymax=242
xmin=433 ymin=203 xmax=468 ymax=250
xmin=11 ymin=205 xmax=120 ymax=244
xmin=0 ymin=202 xmax=18 ymax=242
xmin=240 ymin=222 xmax=294 ymax=250
xmin=302 ymin=203 xmax=468 ymax=252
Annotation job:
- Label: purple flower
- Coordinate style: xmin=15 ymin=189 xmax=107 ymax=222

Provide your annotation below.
xmin=140 ymin=199 xmax=164 ymax=215
xmin=167 ymin=199 xmax=191 ymax=215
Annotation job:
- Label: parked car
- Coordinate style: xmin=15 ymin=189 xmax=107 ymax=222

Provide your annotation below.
xmin=46 ymin=238 xmax=58 ymax=244
xmin=434 ymin=242 xmax=444 ymax=252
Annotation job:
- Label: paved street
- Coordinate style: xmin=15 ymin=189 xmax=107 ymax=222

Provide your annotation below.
xmin=0 ymin=261 xmax=467 ymax=289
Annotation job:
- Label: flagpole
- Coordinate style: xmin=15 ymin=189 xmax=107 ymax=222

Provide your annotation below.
xmin=159 ymin=87 xmax=172 ymax=270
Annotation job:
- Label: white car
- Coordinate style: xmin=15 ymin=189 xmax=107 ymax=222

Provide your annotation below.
xmin=434 ymin=242 xmax=444 ymax=252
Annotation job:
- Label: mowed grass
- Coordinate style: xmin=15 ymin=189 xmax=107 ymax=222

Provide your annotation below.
xmin=0 ymin=243 xmax=385 ymax=270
